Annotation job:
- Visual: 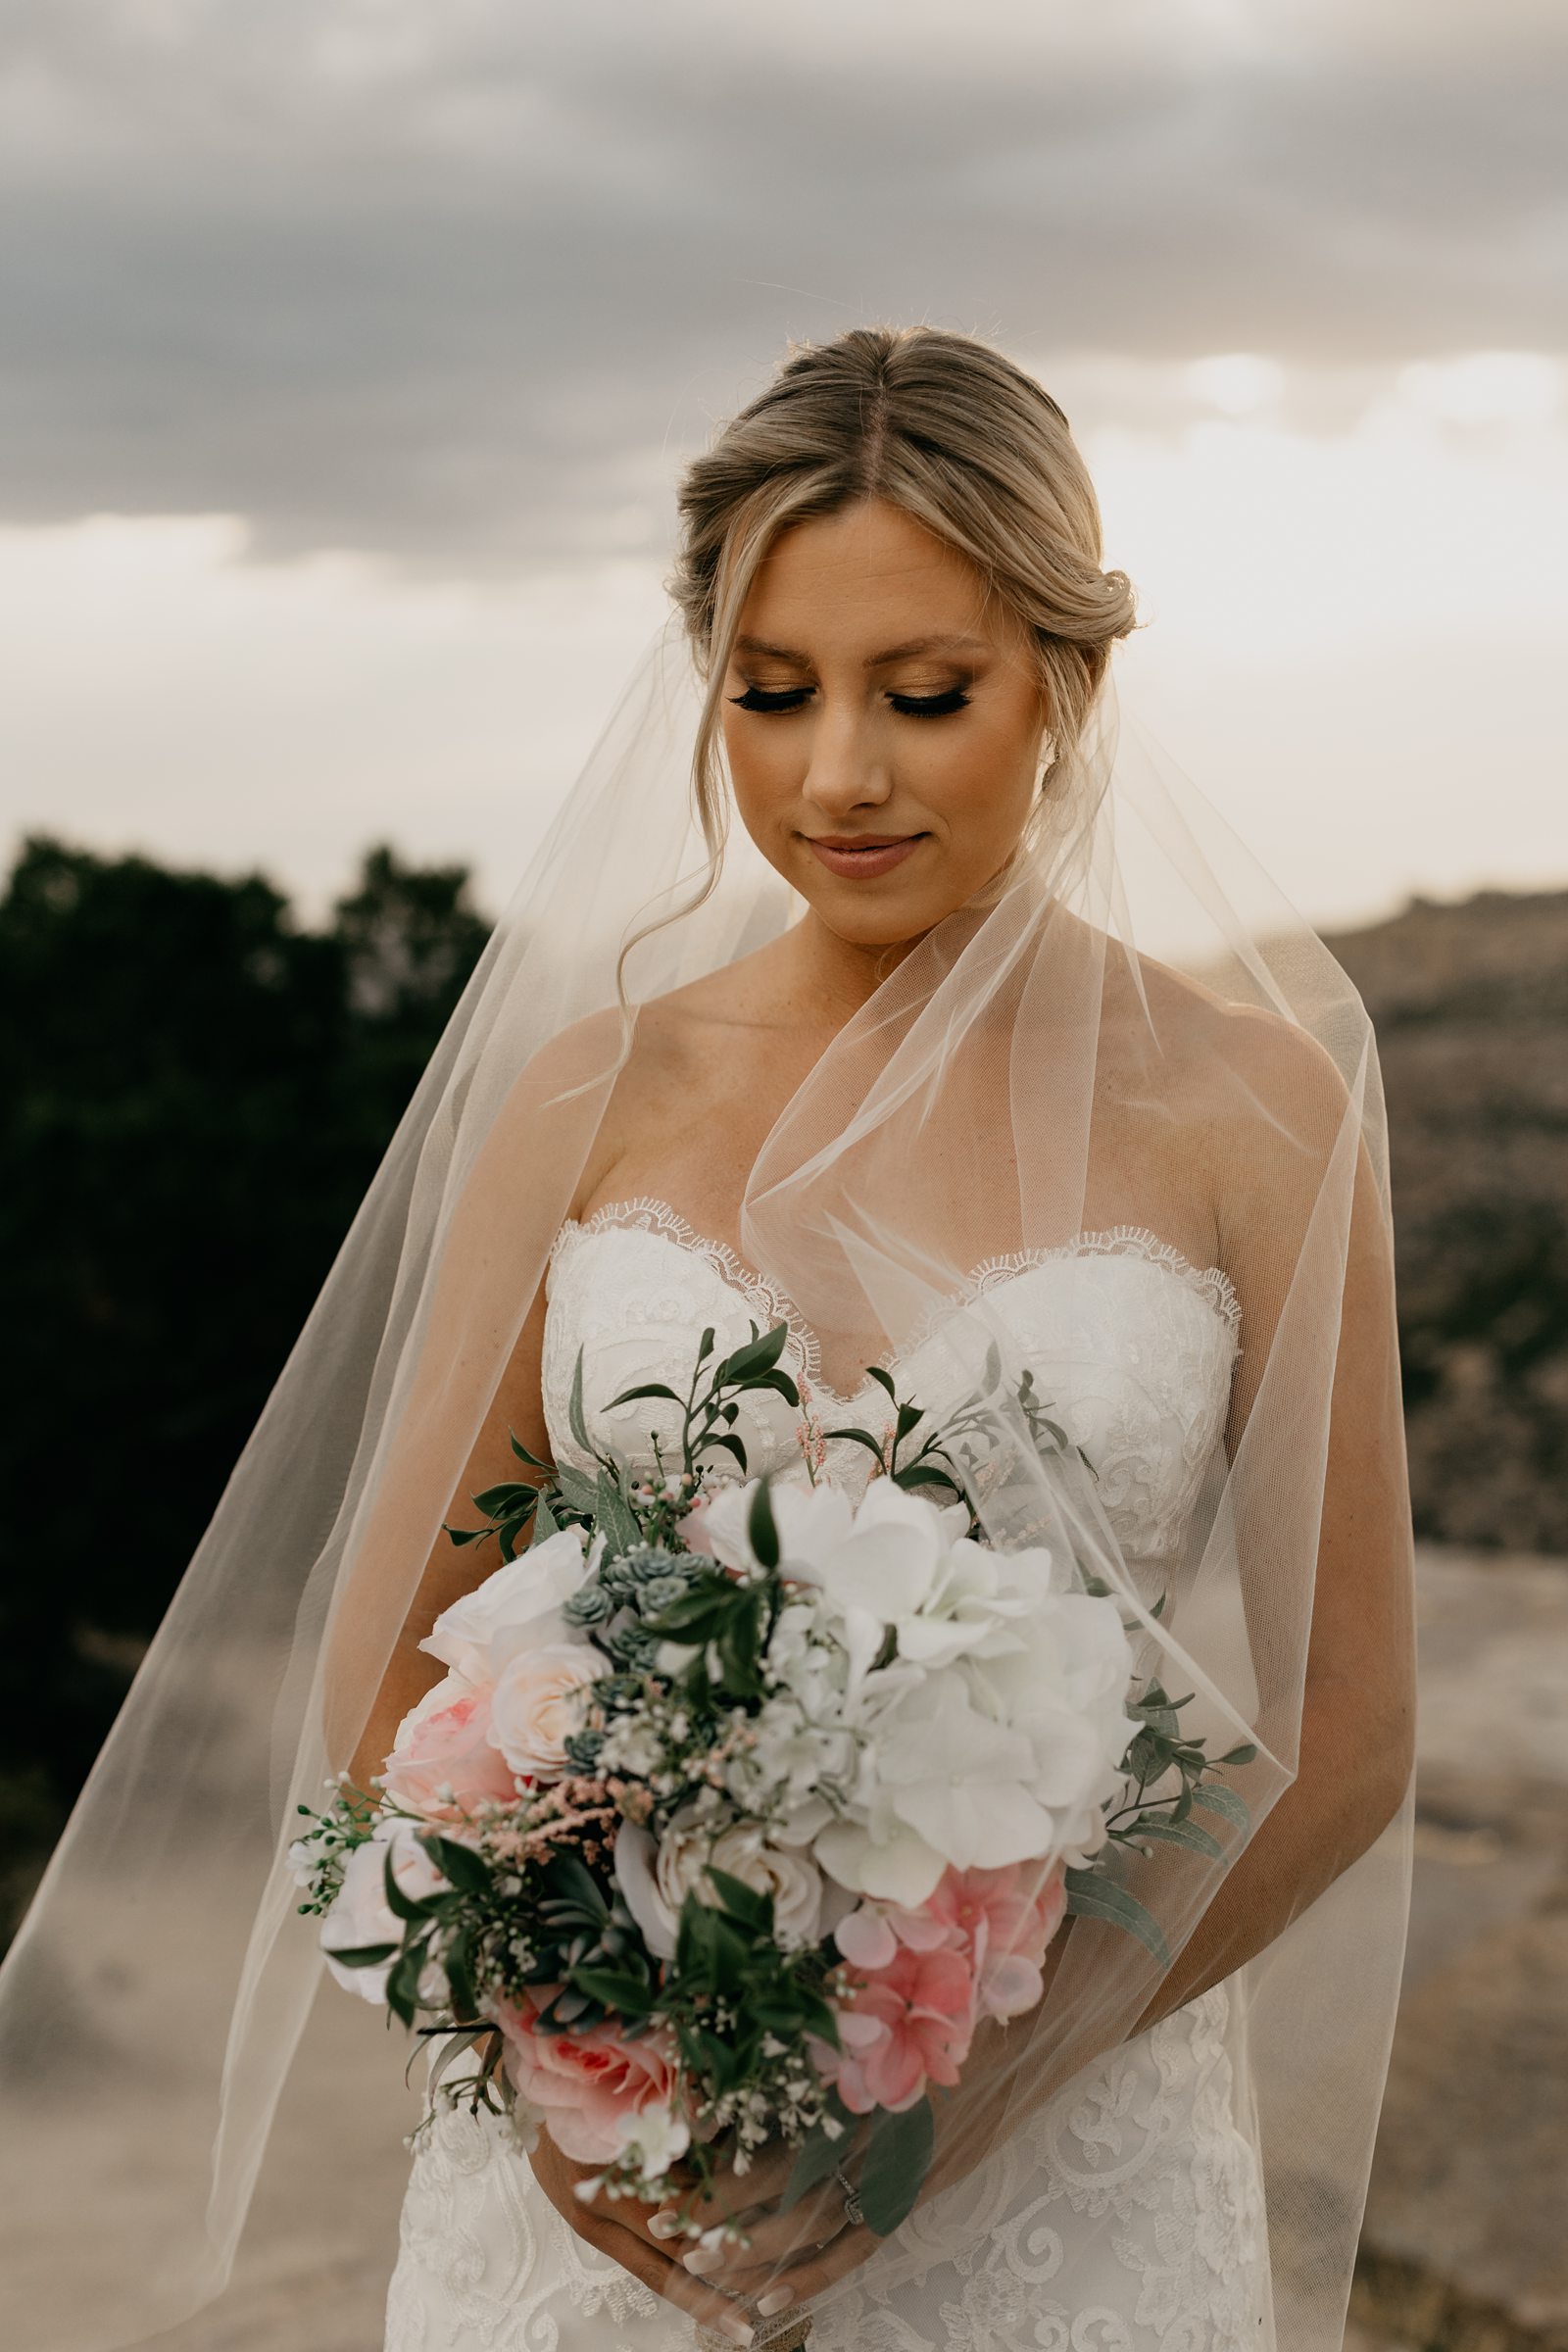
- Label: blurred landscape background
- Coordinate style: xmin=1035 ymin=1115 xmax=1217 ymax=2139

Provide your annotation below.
xmin=3 ymin=3 xmax=1565 ymax=2347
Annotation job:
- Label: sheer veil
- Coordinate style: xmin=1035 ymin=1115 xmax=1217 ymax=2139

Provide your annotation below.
xmin=0 ymin=346 xmax=1416 ymax=2352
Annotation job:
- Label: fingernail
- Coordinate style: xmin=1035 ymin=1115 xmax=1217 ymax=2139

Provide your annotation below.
xmin=757 ymin=2285 xmax=796 ymax=2316
xmin=683 ymin=2245 xmax=721 ymax=2275
xmin=648 ymin=2211 xmax=681 ymax=2238
xmin=716 ymin=2318 xmax=753 ymax=2348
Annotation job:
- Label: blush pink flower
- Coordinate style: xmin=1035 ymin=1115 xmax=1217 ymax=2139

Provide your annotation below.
xmin=495 ymin=1990 xmax=687 ymax=2166
xmin=919 ymin=1861 xmax=1068 ymax=2025
xmin=823 ymin=1942 xmax=977 ymax=2115
xmin=380 ymin=1675 xmax=518 ymax=1822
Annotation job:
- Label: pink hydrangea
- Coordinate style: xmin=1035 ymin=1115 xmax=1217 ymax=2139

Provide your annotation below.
xmin=824 ymin=1861 xmax=1067 ymax=2113
xmin=495 ymin=1990 xmax=687 ymax=2166
xmin=921 ymin=1861 xmax=1068 ymax=2025
xmin=379 ymin=1676 xmax=518 ymax=1822
xmin=820 ymin=1941 xmax=977 ymax=2115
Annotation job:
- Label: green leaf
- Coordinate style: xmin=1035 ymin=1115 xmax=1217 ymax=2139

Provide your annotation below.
xmin=1217 ymin=1742 xmax=1258 ymax=1766
xmin=859 ymin=2098 xmax=936 ymax=2236
xmin=544 ymin=1848 xmax=610 ymax=1919
xmin=382 ymin=1844 xmax=437 ymax=1924
xmin=510 ymin=1431 xmax=552 ymax=1470
xmin=897 ymin=1461 xmax=962 ymax=1492
xmin=782 ymin=2119 xmax=851 ymax=2213
xmin=555 ymin=1463 xmax=600 ymax=1516
xmin=568 ymin=1966 xmax=656 ymax=2015
xmin=1190 ymin=1783 xmax=1251 ymax=1830
xmin=703 ymin=1864 xmax=772 ymax=1934
xmin=817 ymin=1425 xmax=887 ymax=1462
xmin=531 ymin=1491 xmax=560 ymax=1541
xmin=747 ymin=1478 xmax=780 ymax=1569
xmin=863 ymin=1363 xmax=898 ymax=1402
xmin=324 ymin=1938 xmax=398 ymax=1968
xmin=1126 ymin=1817 xmax=1227 ymax=1861
xmin=420 ymin=1834 xmax=494 ymax=1894
xmin=719 ymin=1323 xmax=790 ymax=1384
xmin=604 ymin=1380 xmax=683 ymax=1409
xmin=701 ymin=1431 xmax=750 ymax=1472
xmin=471 ymin=1480 xmax=537 ymax=1517
xmin=441 ymin=1523 xmax=487 ymax=1547
xmin=595 ymin=1466 xmax=643 ymax=1555
xmin=568 ymin=1342 xmax=592 ymax=1453
xmin=385 ymin=1936 xmax=430 ymax=2029
xmin=1063 ymin=1870 xmax=1173 ymax=1968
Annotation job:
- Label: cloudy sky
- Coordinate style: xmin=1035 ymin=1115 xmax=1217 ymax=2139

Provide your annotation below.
xmin=2 ymin=0 xmax=1564 ymax=926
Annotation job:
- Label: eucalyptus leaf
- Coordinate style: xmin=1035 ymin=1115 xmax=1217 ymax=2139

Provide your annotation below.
xmin=859 ymin=2098 xmax=936 ymax=2236
xmin=1127 ymin=1817 xmax=1227 ymax=1861
xmin=1190 ymin=1782 xmax=1250 ymax=1830
xmin=1063 ymin=1870 xmax=1173 ymax=1967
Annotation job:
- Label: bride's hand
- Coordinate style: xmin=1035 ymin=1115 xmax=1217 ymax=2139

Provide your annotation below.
xmin=647 ymin=2135 xmax=868 ymax=2317
xmin=526 ymin=2128 xmax=756 ymax=2346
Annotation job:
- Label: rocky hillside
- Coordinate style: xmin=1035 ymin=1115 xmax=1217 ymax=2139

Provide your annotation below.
xmin=1326 ymin=889 xmax=1568 ymax=1555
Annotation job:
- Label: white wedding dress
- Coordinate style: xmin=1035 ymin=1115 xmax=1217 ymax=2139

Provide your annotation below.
xmin=383 ymin=1198 xmax=1273 ymax=2352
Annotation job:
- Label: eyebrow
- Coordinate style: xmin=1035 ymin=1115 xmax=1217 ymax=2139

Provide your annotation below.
xmin=733 ymin=632 xmax=989 ymax=667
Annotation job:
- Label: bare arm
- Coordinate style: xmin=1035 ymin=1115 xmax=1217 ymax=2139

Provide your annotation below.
xmin=345 ymin=1275 xmax=554 ymax=1796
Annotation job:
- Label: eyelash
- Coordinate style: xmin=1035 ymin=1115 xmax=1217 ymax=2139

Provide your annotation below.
xmin=728 ymin=685 xmax=972 ymax=719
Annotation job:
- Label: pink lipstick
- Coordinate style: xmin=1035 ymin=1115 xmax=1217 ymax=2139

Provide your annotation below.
xmin=805 ymin=833 xmax=926 ymax=879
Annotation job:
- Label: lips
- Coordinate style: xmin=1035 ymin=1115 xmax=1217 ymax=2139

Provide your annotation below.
xmin=804 ymin=833 xmax=926 ymax=880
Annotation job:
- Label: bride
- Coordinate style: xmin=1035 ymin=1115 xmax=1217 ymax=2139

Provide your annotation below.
xmin=354 ymin=329 xmax=1416 ymax=2351
xmin=0 ymin=324 xmax=1415 ymax=2352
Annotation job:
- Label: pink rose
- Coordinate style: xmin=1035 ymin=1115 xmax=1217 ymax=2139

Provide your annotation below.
xmin=496 ymin=1990 xmax=688 ymax=2166
xmin=488 ymin=1643 xmax=602 ymax=1780
xmin=381 ymin=1674 xmax=518 ymax=1822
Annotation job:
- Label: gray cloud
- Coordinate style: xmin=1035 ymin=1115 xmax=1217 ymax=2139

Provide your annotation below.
xmin=0 ymin=0 xmax=1563 ymax=575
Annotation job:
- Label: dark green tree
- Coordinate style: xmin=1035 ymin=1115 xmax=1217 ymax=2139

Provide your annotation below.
xmin=0 ymin=837 xmax=490 ymax=1938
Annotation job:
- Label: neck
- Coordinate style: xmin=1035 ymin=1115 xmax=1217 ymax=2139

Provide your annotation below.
xmin=778 ymin=907 xmax=929 ymax=1030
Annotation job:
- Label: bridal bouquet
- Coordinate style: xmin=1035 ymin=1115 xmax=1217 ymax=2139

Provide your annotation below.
xmin=293 ymin=1321 xmax=1253 ymax=2235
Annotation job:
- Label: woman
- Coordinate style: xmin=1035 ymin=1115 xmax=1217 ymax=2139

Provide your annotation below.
xmin=0 ymin=326 xmax=1415 ymax=2352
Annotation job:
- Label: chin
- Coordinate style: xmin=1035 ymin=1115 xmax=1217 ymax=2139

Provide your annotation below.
xmin=805 ymin=882 xmax=960 ymax=951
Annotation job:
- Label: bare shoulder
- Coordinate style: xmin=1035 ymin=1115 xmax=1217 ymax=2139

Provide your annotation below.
xmin=1123 ymin=947 xmax=1356 ymax=1122
xmin=1144 ymin=956 xmax=1368 ymax=1281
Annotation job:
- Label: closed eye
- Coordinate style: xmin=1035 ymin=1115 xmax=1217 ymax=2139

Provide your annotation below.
xmin=727 ymin=686 xmax=972 ymax=718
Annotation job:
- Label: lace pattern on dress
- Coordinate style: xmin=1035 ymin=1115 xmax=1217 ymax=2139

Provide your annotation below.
xmin=552 ymin=1196 xmax=1242 ymax=1411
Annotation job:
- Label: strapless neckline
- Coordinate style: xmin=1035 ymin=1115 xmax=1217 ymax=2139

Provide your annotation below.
xmin=550 ymin=1193 xmax=1242 ymax=1413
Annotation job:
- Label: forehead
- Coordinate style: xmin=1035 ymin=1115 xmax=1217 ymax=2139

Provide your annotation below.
xmin=738 ymin=499 xmax=1009 ymax=653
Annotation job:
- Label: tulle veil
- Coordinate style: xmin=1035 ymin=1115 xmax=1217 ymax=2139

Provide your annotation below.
xmin=0 ymin=594 xmax=1415 ymax=2352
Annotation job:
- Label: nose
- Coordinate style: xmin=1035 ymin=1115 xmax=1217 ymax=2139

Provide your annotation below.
xmin=801 ymin=705 xmax=893 ymax=820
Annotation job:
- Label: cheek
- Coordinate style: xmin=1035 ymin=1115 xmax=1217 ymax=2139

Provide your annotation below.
xmin=918 ymin=722 xmax=1037 ymax=846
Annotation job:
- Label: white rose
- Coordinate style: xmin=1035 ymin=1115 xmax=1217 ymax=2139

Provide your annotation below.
xmin=419 ymin=1524 xmax=604 ymax=1685
xmin=615 ymin=1810 xmax=826 ymax=1958
xmin=320 ymin=1818 xmax=451 ymax=2005
xmin=488 ymin=1642 xmax=602 ymax=1780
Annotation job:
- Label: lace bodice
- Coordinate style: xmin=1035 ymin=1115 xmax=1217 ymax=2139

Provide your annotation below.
xmin=542 ymin=1197 xmax=1242 ymax=1576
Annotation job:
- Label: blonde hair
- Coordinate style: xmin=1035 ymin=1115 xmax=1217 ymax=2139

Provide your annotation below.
xmin=616 ymin=322 xmax=1140 ymax=1010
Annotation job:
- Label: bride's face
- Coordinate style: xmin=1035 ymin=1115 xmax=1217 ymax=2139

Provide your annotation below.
xmin=721 ymin=496 xmax=1050 ymax=948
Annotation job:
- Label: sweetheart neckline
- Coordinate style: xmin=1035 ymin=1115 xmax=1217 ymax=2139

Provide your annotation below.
xmin=549 ymin=1193 xmax=1242 ymax=1413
